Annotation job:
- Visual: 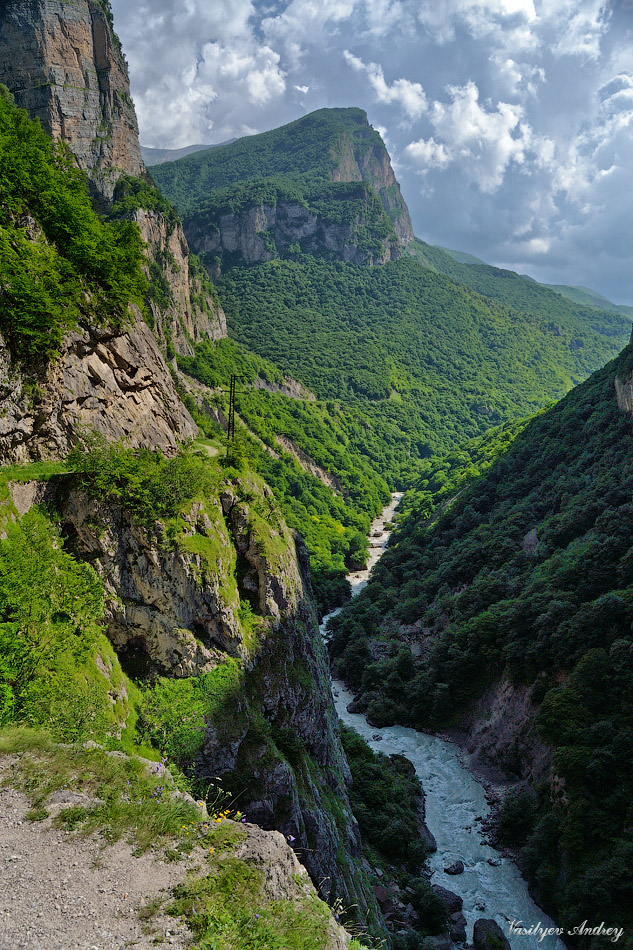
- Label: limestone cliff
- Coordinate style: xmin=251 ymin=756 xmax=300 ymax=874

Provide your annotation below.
xmin=49 ymin=469 xmax=381 ymax=931
xmin=187 ymin=185 xmax=402 ymax=277
xmin=0 ymin=317 xmax=197 ymax=464
xmin=0 ymin=0 xmax=226 ymax=356
xmin=0 ymin=0 xmax=143 ymax=204
xmin=152 ymin=107 xmax=414 ymax=274
xmin=331 ymin=117 xmax=414 ymax=247
xmin=131 ymin=206 xmax=226 ymax=356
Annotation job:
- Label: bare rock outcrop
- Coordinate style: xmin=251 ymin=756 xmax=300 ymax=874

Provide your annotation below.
xmin=133 ymin=208 xmax=226 ymax=356
xmin=188 ymin=188 xmax=402 ymax=276
xmin=0 ymin=0 xmax=143 ymax=204
xmin=0 ymin=0 xmax=227 ymax=358
xmin=331 ymin=120 xmax=414 ymax=246
xmin=458 ymin=677 xmax=552 ymax=784
xmin=0 ymin=318 xmax=197 ymax=464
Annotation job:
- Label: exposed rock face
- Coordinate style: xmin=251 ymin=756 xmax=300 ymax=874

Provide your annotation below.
xmin=0 ymin=318 xmax=197 ymax=463
xmin=48 ymin=472 xmax=381 ymax=930
xmin=615 ymin=372 xmax=633 ymax=415
xmin=457 ymin=677 xmax=552 ymax=784
xmin=60 ymin=491 xmax=242 ymax=677
xmin=331 ymin=123 xmax=414 ymax=246
xmin=133 ymin=208 xmax=226 ymax=356
xmin=0 ymin=0 xmax=143 ymax=203
xmin=188 ymin=188 xmax=402 ymax=276
xmin=274 ymin=435 xmax=343 ymax=493
xmin=0 ymin=0 xmax=226 ymax=356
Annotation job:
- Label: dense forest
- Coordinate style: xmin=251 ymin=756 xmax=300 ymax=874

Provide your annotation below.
xmin=151 ymin=107 xmax=392 ymax=212
xmin=178 ymin=338 xmax=390 ymax=613
xmin=216 ymin=254 xmax=629 ymax=481
xmin=328 ymin=342 xmax=633 ymax=936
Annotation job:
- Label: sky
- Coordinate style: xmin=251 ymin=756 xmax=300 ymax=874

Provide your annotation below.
xmin=110 ymin=0 xmax=633 ymax=303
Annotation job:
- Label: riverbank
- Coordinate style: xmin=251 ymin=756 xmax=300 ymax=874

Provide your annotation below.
xmin=322 ymin=494 xmax=565 ymax=950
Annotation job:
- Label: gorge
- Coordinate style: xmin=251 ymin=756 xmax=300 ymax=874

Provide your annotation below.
xmin=0 ymin=0 xmax=631 ymax=947
xmin=323 ymin=497 xmax=564 ymax=950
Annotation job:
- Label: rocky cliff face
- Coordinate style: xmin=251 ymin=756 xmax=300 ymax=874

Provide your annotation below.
xmin=50 ymin=469 xmax=380 ymax=931
xmin=0 ymin=0 xmax=143 ymax=204
xmin=0 ymin=316 xmax=197 ymax=463
xmin=133 ymin=208 xmax=226 ymax=356
xmin=188 ymin=188 xmax=402 ymax=276
xmin=331 ymin=124 xmax=414 ymax=247
xmin=0 ymin=0 xmax=226 ymax=357
xmin=455 ymin=677 xmax=553 ymax=785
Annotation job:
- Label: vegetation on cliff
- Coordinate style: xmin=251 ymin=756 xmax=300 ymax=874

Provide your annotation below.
xmin=151 ymin=107 xmax=401 ymax=214
xmin=178 ymin=338 xmax=390 ymax=612
xmin=216 ymin=255 xmax=629 ymax=482
xmin=0 ymin=88 xmax=147 ymax=361
xmin=329 ymin=344 xmax=633 ymax=936
xmin=151 ymin=108 xmax=410 ymax=268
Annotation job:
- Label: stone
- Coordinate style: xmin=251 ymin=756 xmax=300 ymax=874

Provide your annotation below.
xmin=444 ymin=860 xmax=465 ymax=875
xmin=0 ymin=318 xmax=198 ymax=464
xmin=427 ymin=935 xmax=455 ymax=950
xmin=432 ymin=885 xmax=464 ymax=914
xmin=473 ymin=919 xmax=511 ymax=950
xmin=346 ymin=696 xmax=368 ymax=714
xmin=450 ymin=912 xmax=468 ymax=943
xmin=419 ymin=821 xmax=438 ymax=853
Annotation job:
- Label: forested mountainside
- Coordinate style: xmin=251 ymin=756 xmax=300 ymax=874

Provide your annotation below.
xmin=408 ymin=238 xmax=633 ymax=337
xmin=217 ymin=256 xmax=629 ymax=479
xmin=153 ymin=109 xmax=630 ymax=488
xmin=329 ymin=341 xmax=633 ymax=938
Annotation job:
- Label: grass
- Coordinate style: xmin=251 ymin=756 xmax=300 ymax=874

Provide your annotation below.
xmin=0 ymin=731 xmax=376 ymax=950
xmin=168 ymin=855 xmax=336 ymax=950
xmin=0 ymin=727 xmax=202 ymax=851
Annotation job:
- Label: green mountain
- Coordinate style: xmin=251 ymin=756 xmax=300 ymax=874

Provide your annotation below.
xmin=543 ymin=282 xmax=633 ymax=317
xmin=329 ymin=342 xmax=633 ymax=934
xmin=153 ymin=110 xmax=631 ymax=487
xmin=407 ymin=238 xmax=631 ymax=341
xmin=432 ymin=243 xmax=633 ymax=317
xmin=151 ymin=108 xmax=414 ymax=270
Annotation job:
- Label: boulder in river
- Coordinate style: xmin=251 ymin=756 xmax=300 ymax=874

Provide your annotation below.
xmin=473 ymin=919 xmax=511 ymax=950
xmin=450 ymin=911 xmax=468 ymax=943
xmin=427 ymin=935 xmax=455 ymax=950
xmin=419 ymin=821 xmax=438 ymax=853
xmin=432 ymin=885 xmax=463 ymax=913
xmin=444 ymin=860 xmax=465 ymax=875
xmin=346 ymin=695 xmax=368 ymax=714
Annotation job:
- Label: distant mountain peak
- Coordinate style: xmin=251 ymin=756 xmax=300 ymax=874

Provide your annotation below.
xmin=151 ymin=106 xmax=414 ymax=272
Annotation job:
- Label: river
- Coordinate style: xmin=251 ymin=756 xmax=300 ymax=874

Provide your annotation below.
xmin=321 ymin=493 xmax=565 ymax=950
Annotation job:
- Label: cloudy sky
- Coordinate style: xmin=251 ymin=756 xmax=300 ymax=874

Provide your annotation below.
xmin=110 ymin=0 xmax=633 ymax=303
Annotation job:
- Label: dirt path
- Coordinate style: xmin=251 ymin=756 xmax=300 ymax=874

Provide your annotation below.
xmin=0 ymin=779 xmax=193 ymax=950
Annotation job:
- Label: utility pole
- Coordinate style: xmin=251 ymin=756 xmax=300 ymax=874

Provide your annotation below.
xmin=226 ymin=375 xmax=249 ymax=443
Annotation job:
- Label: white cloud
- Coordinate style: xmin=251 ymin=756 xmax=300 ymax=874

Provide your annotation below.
xmin=108 ymin=0 xmax=633 ymax=300
xmin=406 ymin=82 xmax=533 ymax=191
xmin=343 ymin=51 xmax=427 ymax=118
xmin=405 ymin=137 xmax=451 ymax=169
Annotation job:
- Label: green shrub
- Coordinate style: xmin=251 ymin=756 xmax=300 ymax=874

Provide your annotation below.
xmin=0 ymin=89 xmax=147 ymax=361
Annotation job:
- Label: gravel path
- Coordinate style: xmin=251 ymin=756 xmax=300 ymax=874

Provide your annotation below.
xmin=0 ymin=772 xmax=194 ymax=950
